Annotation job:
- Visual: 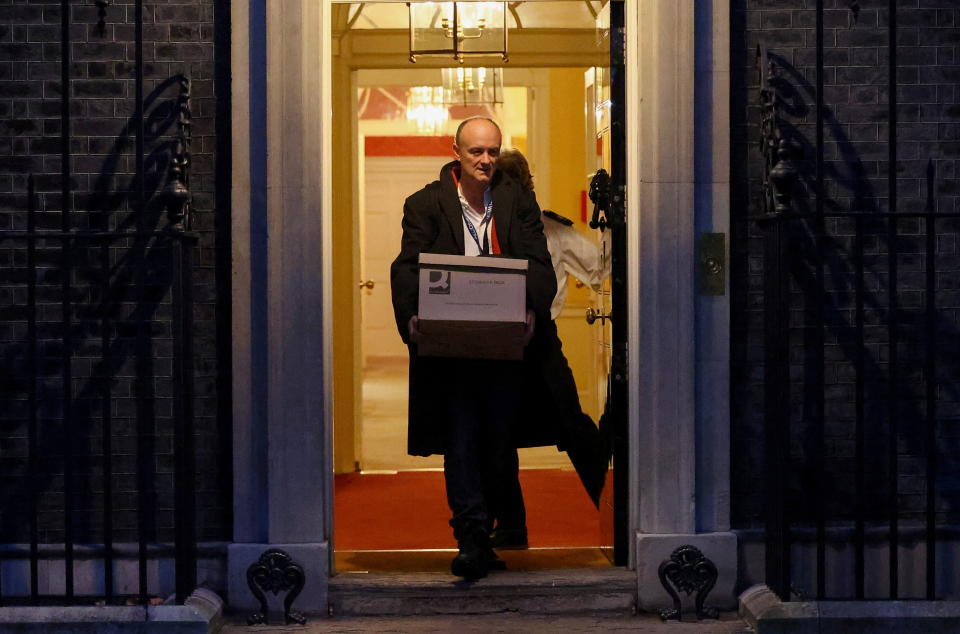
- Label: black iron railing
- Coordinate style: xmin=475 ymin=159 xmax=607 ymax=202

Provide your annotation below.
xmin=0 ymin=0 xmax=197 ymax=606
xmin=0 ymin=212 xmax=198 ymax=606
xmin=755 ymin=0 xmax=956 ymax=601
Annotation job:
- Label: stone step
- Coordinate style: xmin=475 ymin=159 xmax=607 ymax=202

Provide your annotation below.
xmin=329 ymin=568 xmax=637 ymax=617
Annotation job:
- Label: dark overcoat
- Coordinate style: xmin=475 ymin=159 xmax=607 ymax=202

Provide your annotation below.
xmin=390 ymin=160 xmax=560 ymax=456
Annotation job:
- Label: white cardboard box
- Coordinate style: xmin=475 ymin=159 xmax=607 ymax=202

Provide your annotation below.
xmin=417 ymin=253 xmax=527 ymax=360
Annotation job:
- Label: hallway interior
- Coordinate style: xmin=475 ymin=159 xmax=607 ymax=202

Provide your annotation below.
xmin=335 ymin=357 xmax=611 ymax=572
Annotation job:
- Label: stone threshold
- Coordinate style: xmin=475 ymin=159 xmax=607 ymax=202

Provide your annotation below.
xmin=740 ymin=584 xmax=960 ymax=634
xmin=329 ymin=568 xmax=637 ymax=616
xmin=335 ymin=546 xmax=612 ymax=573
xmin=0 ymin=588 xmax=223 ymax=634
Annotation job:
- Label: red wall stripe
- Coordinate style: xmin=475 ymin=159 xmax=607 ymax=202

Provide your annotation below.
xmin=365 ymin=136 xmax=455 ymax=157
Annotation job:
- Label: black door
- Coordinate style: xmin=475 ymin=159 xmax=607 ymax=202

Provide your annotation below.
xmin=594 ymin=0 xmax=628 ymax=566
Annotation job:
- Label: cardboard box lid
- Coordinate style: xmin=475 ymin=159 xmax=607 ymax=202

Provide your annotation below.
xmin=418 ymin=252 xmax=528 ymax=273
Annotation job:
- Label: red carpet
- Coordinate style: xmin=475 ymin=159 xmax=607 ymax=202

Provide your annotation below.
xmin=334 ymin=469 xmax=605 ymax=550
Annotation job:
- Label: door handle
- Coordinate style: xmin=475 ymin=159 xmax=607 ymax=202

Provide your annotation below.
xmin=358 ymin=280 xmax=375 ymax=289
xmin=585 ymin=307 xmax=608 ymax=325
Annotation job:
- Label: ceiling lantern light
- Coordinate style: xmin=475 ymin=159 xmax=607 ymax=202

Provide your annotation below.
xmin=409 ymin=2 xmax=508 ymax=63
xmin=441 ymin=67 xmax=503 ymax=107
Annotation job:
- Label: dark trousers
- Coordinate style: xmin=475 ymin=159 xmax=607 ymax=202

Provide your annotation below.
xmin=495 ymin=445 xmax=526 ymax=530
xmin=440 ymin=358 xmax=523 ymax=539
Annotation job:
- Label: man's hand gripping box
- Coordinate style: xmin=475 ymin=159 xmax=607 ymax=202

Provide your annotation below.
xmin=417 ymin=253 xmax=527 ymax=361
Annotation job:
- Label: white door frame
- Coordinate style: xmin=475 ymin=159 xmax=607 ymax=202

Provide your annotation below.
xmin=227 ymin=0 xmax=733 ymax=613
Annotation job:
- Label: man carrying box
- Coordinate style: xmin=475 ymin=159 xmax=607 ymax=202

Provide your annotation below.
xmin=390 ymin=117 xmax=556 ymax=580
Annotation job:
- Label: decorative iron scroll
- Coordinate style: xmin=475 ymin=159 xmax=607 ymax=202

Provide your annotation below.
xmin=163 ymin=76 xmax=193 ymax=231
xmin=657 ymin=544 xmax=719 ymax=622
xmin=246 ymin=549 xmax=307 ymax=626
xmin=757 ymin=44 xmax=797 ymax=216
xmin=588 ymin=168 xmax=610 ymax=231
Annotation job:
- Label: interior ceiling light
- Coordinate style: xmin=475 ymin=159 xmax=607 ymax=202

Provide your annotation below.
xmin=409 ymin=2 xmax=508 ymax=63
xmin=406 ymin=86 xmax=449 ymax=135
xmin=441 ymin=67 xmax=503 ymax=107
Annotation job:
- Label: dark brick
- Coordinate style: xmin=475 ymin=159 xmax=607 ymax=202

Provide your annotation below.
xmin=925 ymin=27 xmax=960 ymax=46
xmin=113 ymin=25 xmax=170 ymax=44
xmin=0 ymin=43 xmax=42 ymax=62
xmin=852 ymin=86 xmax=879 ymax=104
xmin=851 ymin=48 xmax=879 ymax=66
xmin=29 ymin=99 xmax=83 ymax=118
xmin=28 ymin=61 xmax=59 ymax=81
xmin=0 ymin=156 xmax=41 ymax=173
xmin=73 ymin=42 xmax=126 ymax=62
xmin=27 ymin=26 xmax=59 ymax=43
xmin=919 ymin=65 xmax=960 ymax=84
xmin=836 ymin=66 xmax=887 ymax=85
xmin=748 ymin=0 xmax=796 ymax=8
xmin=155 ymin=43 xmax=211 ymax=61
xmin=899 ymin=84 xmax=938 ymax=103
xmin=86 ymin=62 xmax=114 ymax=79
xmin=898 ymin=46 xmax=938 ymax=66
xmin=69 ymin=5 xmax=102 ymax=25
xmin=761 ymin=11 xmax=792 ymax=29
xmin=732 ymin=1 xmax=960 ymax=528
xmin=0 ymin=81 xmax=41 ymax=98
xmin=85 ymin=99 xmax=114 ymax=118
xmin=72 ymin=79 xmax=125 ymax=98
xmin=837 ymin=29 xmax=888 ymax=47
xmin=170 ymin=24 xmax=200 ymax=42
xmin=0 ymin=0 xmax=225 ymax=541
xmin=0 ymin=5 xmax=43 ymax=24
xmin=155 ymin=5 xmax=201 ymax=23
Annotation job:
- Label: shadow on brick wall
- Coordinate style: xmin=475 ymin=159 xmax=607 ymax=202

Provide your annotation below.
xmin=0 ymin=75 xmax=193 ymax=545
xmin=738 ymin=50 xmax=960 ymax=527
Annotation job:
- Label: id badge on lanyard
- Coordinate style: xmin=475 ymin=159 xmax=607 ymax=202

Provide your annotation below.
xmin=465 ymin=205 xmax=492 ymax=255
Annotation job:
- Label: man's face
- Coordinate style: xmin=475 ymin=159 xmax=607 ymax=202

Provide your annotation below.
xmin=454 ymin=119 xmax=501 ymax=187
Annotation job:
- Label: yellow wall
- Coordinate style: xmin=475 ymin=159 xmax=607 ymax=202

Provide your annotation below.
xmin=547 ymin=68 xmax=586 ymax=224
xmin=547 ymin=68 xmax=594 ymax=307
xmin=332 ymin=60 xmax=361 ymax=474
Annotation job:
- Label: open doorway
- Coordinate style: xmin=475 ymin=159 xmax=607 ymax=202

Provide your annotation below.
xmin=329 ymin=0 xmax=620 ymax=573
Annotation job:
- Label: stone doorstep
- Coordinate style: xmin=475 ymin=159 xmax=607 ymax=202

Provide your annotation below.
xmin=739 ymin=584 xmax=960 ymax=634
xmin=0 ymin=588 xmax=224 ymax=634
xmin=328 ymin=568 xmax=638 ymax=617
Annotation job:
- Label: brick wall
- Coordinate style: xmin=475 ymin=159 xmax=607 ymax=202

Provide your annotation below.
xmin=732 ymin=1 xmax=960 ymax=527
xmin=0 ymin=1 xmax=228 ymax=544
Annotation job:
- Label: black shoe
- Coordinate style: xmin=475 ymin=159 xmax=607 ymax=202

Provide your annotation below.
xmin=451 ymin=548 xmax=488 ymax=580
xmin=489 ymin=526 xmax=528 ymax=549
xmin=451 ymin=528 xmax=489 ymax=580
xmin=486 ymin=548 xmax=507 ymax=571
